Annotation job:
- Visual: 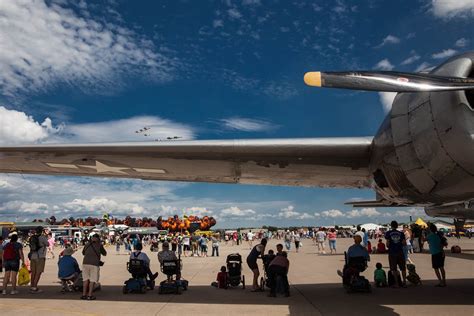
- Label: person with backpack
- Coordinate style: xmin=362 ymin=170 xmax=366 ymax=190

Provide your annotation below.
xmin=385 ymin=221 xmax=407 ymax=288
xmin=81 ymin=234 xmax=107 ymax=300
xmin=426 ymin=223 xmax=447 ymax=287
xmin=29 ymin=226 xmax=49 ymax=293
xmin=2 ymin=233 xmax=25 ymax=295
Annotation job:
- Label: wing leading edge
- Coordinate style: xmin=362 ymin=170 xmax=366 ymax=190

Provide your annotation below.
xmin=0 ymin=137 xmax=373 ymax=188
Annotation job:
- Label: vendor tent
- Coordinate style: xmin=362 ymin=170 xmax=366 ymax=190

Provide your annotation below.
xmin=360 ymin=223 xmax=384 ymax=231
xmin=415 ymin=218 xmax=428 ymax=228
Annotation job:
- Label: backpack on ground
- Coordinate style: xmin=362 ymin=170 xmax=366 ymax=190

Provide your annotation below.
xmin=387 ymin=270 xmax=402 ymax=287
xmin=29 ymin=235 xmax=41 ymax=252
xmin=3 ymin=242 xmax=18 ymax=260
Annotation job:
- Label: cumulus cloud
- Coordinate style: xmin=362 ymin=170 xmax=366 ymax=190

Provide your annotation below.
xmin=400 ymin=55 xmax=420 ymax=65
xmin=220 ymin=117 xmax=276 ymax=132
xmin=378 ymin=92 xmax=397 ymax=113
xmin=220 ymin=206 xmax=255 ymax=217
xmin=0 ymin=201 xmax=49 ymax=214
xmin=278 ymin=206 xmax=314 ymax=220
xmin=455 ymin=38 xmax=469 ymax=48
xmin=415 ymin=62 xmax=433 ymax=72
xmin=431 ymin=0 xmax=474 ymax=18
xmin=0 ymin=106 xmax=194 ymax=145
xmin=0 ymin=0 xmax=177 ymax=98
xmin=0 ymin=106 xmax=62 ymax=145
xmin=374 ymin=59 xmax=394 ymax=71
xmin=376 ymin=35 xmax=400 ymax=47
xmin=432 ymin=49 xmax=457 ymax=59
xmin=321 ymin=209 xmax=344 ymax=218
xmin=346 ymin=208 xmax=381 ymax=218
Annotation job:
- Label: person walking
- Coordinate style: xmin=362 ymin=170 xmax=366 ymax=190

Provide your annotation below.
xmin=427 ymin=223 xmax=447 ymax=287
xmin=327 ymin=228 xmax=337 ymax=254
xmin=284 ymin=231 xmax=292 ymax=251
xmin=315 ymin=229 xmax=327 ymax=254
xmin=2 ymin=233 xmax=25 ymax=295
xmin=211 ymin=235 xmax=220 ymax=257
xmin=29 ymin=226 xmax=49 ymax=293
xmin=294 ymin=232 xmax=301 ymax=253
xmin=81 ymin=234 xmax=107 ymax=300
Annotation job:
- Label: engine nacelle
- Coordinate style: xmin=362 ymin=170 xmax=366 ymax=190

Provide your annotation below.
xmin=370 ymin=53 xmax=474 ymax=206
xmin=425 ymin=203 xmax=474 ymax=220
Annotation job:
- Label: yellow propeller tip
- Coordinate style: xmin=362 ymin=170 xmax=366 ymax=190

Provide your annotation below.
xmin=304 ymin=72 xmax=322 ymax=87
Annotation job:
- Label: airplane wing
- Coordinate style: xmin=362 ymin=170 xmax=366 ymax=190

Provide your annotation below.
xmin=0 ymin=137 xmax=373 ymax=188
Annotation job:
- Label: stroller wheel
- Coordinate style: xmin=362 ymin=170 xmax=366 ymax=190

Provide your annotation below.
xmin=242 ymin=275 xmax=246 ymax=289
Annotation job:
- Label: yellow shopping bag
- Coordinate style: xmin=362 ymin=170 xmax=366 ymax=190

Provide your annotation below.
xmin=17 ymin=264 xmax=30 ymax=286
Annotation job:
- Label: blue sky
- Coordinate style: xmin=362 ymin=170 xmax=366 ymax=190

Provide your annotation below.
xmin=0 ymin=0 xmax=473 ymax=227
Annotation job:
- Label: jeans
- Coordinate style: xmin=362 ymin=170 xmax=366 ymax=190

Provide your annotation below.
xmin=285 ymin=240 xmax=291 ymax=250
xmin=212 ymin=246 xmax=219 ymax=256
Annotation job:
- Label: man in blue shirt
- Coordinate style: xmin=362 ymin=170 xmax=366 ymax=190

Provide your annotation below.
xmin=426 ymin=223 xmax=447 ymax=287
xmin=385 ymin=221 xmax=407 ymax=287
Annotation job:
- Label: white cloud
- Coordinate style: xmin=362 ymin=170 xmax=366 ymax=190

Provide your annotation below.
xmin=376 ymin=35 xmax=400 ymax=47
xmin=0 ymin=0 xmax=177 ymax=98
xmin=278 ymin=205 xmax=314 ymax=220
xmin=415 ymin=62 xmax=433 ymax=72
xmin=400 ymin=55 xmax=420 ymax=65
xmin=0 ymin=201 xmax=49 ymax=214
xmin=431 ymin=0 xmax=474 ymax=18
xmin=280 ymin=27 xmax=290 ymax=33
xmin=263 ymin=81 xmax=298 ymax=100
xmin=220 ymin=117 xmax=276 ymax=132
xmin=220 ymin=206 xmax=255 ymax=217
xmin=0 ymin=106 xmax=195 ymax=145
xmin=455 ymin=38 xmax=469 ymax=47
xmin=321 ymin=209 xmax=344 ymax=218
xmin=0 ymin=106 xmax=62 ymax=145
xmin=346 ymin=208 xmax=381 ymax=218
xmin=242 ymin=0 xmax=261 ymax=5
xmin=374 ymin=59 xmax=394 ymax=71
xmin=227 ymin=8 xmax=242 ymax=19
xmin=432 ymin=49 xmax=457 ymax=59
xmin=213 ymin=19 xmax=224 ymax=28
xmin=378 ymin=92 xmax=397 ymax=113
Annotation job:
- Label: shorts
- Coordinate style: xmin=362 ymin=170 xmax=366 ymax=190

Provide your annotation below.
xmin=247 ymin=259 xmax=258 ymax=271
xmin=3 ymin=259 xmax=20 ymax=272
xmin=31 ymin=258 xmax=46 ymax=274
xmin=82 ymin=264 xmax=100 ymax=283
xmin=431 ymin=252 xmax=445 ymax=269
xmin=295 ymin=241 xmax=300 ymax=248
xmin=183 ymin=245 xmax=190 ymax=251
xmin=388 ymin=252 xmax=406 ymax=271
xmin=329 ymin=240 xmax=336 ymax=250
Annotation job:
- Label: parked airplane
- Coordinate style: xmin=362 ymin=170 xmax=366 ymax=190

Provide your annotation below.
xmin=1 ymin=53 xmax=473 ymax=226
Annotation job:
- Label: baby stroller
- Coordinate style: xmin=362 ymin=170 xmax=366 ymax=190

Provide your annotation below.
xmin=123 ymin=259 xmax=155 ymax=294
xmin=226 ymin=253 xmax=245 ymax=289
xmin=158 ymin=259 xmax=188 ymax=294
xmin=259 ymin=253 xmax=275 ymax=291
xmin=342 ymin=251 xmax=371 ymax=293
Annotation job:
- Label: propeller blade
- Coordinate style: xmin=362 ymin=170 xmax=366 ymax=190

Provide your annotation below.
xmin=304 ymin=71 xmax=474 ymax=92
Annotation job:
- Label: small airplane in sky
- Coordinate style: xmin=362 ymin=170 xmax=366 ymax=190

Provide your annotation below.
xmin=1 ymin=52 xmax=473 ymax=226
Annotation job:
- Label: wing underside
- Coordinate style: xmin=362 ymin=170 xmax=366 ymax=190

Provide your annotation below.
xmin=0 ymin=138 xmax=373 ymax=188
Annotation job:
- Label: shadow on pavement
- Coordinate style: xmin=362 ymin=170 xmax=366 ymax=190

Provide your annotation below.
xmin=2 ymin=278 xmax=472 ymax=315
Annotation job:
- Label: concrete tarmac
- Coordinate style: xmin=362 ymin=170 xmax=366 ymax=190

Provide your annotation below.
xmin=0 ymin=237 xmax=472 ymax=316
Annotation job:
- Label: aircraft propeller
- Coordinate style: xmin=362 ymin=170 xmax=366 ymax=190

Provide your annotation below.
xmin=304 ymin=71 xmax=474 ymax=92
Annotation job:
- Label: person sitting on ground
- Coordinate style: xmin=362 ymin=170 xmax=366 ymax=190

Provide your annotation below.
xmin=268 ymin=251 xmax=290 ymax=297
xmin=246 ymin=238 xmax=267 ymax=292
xmin=374 ymin=262 xmax=387 ymax=287
xmin=376 ymin=239 xmax=387 ymax=254
xmin=211 ymin=266 xmax=229 ymax=289
xmin=58 ymin=246 xmax=80 ymax=292
xmin=130 ymin=243 xmax=158 ymax=281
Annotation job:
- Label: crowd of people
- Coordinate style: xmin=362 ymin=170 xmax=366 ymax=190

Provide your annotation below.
xmin=0 ymin=219 xmax=456 ymax=300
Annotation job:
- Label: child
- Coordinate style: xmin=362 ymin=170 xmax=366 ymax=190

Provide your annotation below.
xmin=376 ymin=239 xmax=387 ymax=254
xmin=406 ymin=264 xmax=422 ymax=286
xmin=374 ymin=262 xmax=387 ymax=287
xmin=212 ymin=266 xmax=228 ymax=289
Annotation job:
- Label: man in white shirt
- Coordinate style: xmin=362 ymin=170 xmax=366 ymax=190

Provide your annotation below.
xmin=247 ymin=231 xmax=254 ymax=248
xmin=355 ymin=225 xmax=366 ymax=248
xmin=129 ymin=243 xmax=158 ymax=280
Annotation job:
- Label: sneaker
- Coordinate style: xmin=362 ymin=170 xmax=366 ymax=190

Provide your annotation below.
xmin=151 ymin=272 xmax=159 ymax=281
xmin=30 ymin=288 xmax=43 ymax=294
xmin=10 ymin=290 xmax=19 ymax=295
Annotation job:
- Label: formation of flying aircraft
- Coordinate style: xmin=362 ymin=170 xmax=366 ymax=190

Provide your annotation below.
xmin=1 ymin=52 xmax=473 ymax=226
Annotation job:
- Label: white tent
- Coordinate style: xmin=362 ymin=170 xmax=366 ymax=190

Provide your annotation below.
xmin=360 ymin=223 xmax=384 ymax=231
